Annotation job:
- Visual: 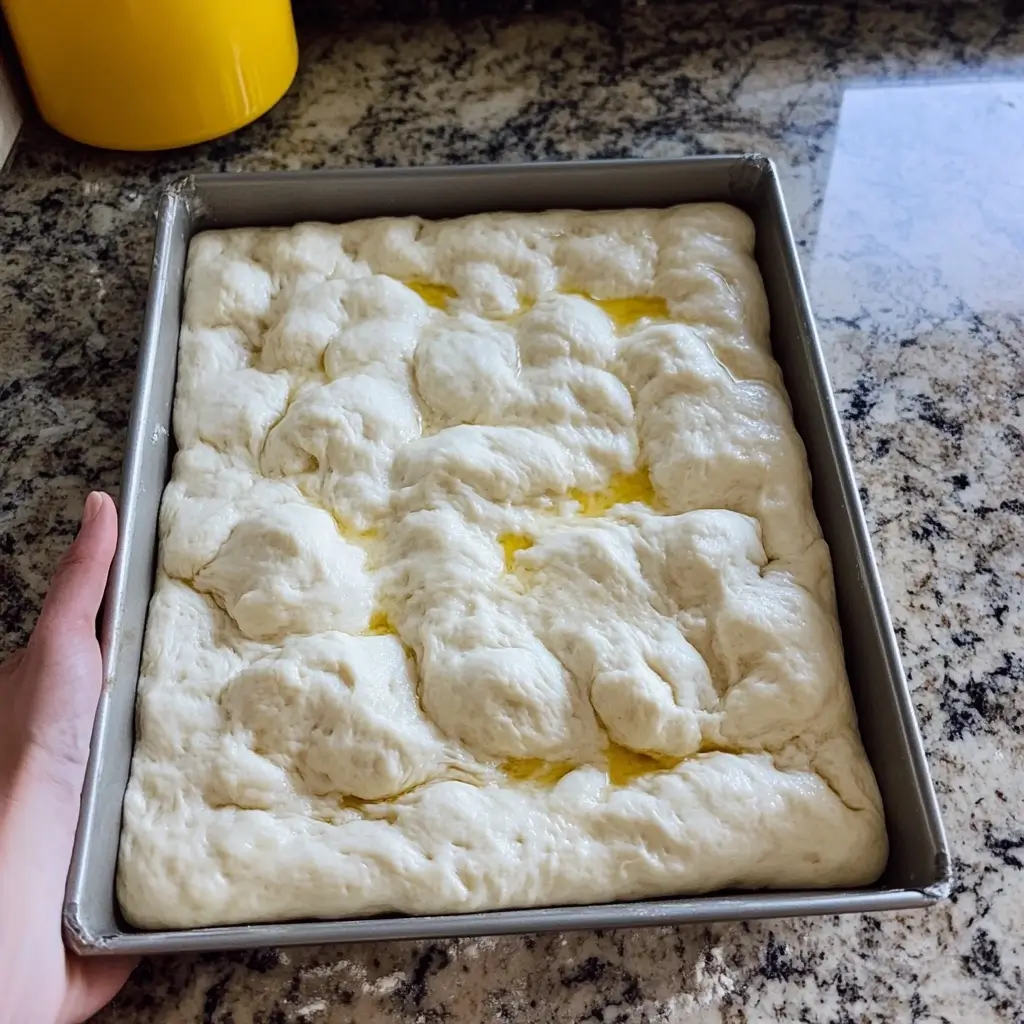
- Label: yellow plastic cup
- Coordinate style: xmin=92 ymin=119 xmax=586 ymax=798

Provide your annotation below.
xmin=2 ymin=0 xmax=298 ymax=151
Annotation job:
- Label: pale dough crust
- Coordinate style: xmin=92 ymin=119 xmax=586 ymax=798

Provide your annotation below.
xmin=117 ymin=205 xmax=887 ymax=928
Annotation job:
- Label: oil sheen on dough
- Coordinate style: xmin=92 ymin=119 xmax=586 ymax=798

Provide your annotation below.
xmin=117 ymin=205 xmax=888 ymax=929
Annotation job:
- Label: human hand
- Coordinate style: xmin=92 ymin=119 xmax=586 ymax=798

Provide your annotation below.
xmin=0 ymin=492 xmax=137 ymax=1024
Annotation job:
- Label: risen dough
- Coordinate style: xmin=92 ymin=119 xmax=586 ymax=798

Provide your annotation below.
xmin=118 ymin=204 xmax=887 ymax=929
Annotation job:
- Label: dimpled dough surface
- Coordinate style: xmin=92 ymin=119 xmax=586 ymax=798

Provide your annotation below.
xmin=117 ymin=204 xmax=888 ymax=929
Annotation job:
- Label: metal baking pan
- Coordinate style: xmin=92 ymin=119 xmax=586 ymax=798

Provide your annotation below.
xmin=64 ymin=157 xmax=950 ymax=955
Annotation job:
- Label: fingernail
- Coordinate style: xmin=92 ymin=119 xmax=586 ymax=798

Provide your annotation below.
xmin=82 ymin=492 xmax=103 ymax=525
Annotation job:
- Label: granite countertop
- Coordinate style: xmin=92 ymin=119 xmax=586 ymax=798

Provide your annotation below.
xmin=1 ymin=0 xmax=1022 ymax=1019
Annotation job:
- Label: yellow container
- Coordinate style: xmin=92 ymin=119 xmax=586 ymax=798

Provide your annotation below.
xmin=2 ymin=0 xmax=298 ymax=151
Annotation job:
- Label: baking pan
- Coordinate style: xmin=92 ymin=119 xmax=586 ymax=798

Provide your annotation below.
xmin=64 ymin=157 xmax=950 ymax=956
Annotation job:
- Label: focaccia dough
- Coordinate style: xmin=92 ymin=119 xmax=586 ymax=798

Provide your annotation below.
xmin=118 ymin=204 xmax=887 ymax=929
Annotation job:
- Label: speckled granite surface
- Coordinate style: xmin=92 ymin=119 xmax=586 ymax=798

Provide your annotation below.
xmin=1 ymin=0 xmax=1022 ymax=1020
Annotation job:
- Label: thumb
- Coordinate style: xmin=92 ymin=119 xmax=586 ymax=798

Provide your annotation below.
xmin=36 ymin=492 xmax=118 ymax=638
xmin=23 ymin=492 xmax=118 ymax=791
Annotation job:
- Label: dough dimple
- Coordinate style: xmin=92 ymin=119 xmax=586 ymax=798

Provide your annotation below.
xmin=618 ymin=326 xmax=819 ymax=560
xmin=119 ymin=205 xmax=886 ymax=930
xmin=193 ymin=503 xmax=372 ymax=641
xmin=219 ymin=633 xmax=445 ymax=801
xmin=414 ymin=319 xmax=520 ymax=424
xmin=184 ymin=235 xmax=275 ymax=342
xmin=262 ymin=375 xmax=421 ymax=528
xmin=516 ymin=294 xmax=617 ymax=367
xmin=261 ymin=278 xmax=349 ymax=370
xmin=324 ymin=319 xmax=420 ymax=378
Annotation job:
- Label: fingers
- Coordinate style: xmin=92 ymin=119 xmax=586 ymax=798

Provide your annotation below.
xmin=36 ymin=492 xmax=118 ymax=638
